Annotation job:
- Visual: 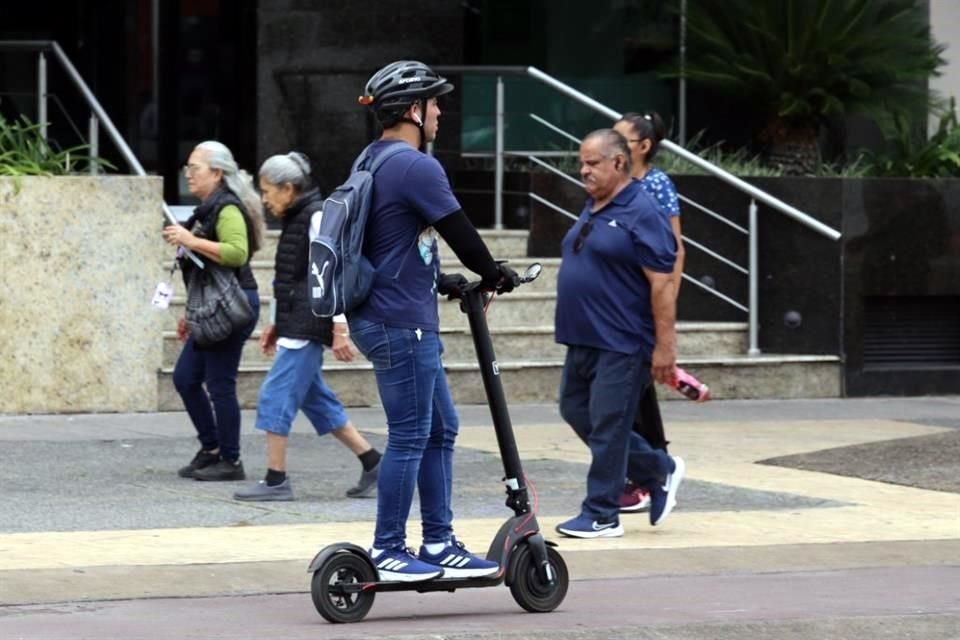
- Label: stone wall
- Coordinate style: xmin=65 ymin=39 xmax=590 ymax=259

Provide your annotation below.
xmin=0 ymin=176 xmax=166 ymax=413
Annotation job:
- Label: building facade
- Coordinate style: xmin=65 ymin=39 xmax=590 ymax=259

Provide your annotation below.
xmin=1 ymin=0 xmax=684 ymax=199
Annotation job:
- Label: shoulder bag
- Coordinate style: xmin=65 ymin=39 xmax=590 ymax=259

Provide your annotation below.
xmin=184 ymin=263 xmax=253 ymax=346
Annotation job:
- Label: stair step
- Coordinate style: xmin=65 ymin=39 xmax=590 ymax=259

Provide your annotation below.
xmin=162 ymin=322 xmax=749 ymax=368
xmin=257 ymin=228 xmax=529 ymax=264
xmin=438 ymin=229 xmax=529 ymax=260
xmin=165 ymin=291 xmax=560 ymax=331
xmin=156 ymin=353 xmax=841 ymax=410
xmin=203 ymin=257 xmax=560 ymax=296
xmin=159 ymin=225 xmax=839 ymax=406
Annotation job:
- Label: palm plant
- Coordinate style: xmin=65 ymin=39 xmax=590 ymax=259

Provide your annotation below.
xmin=670 ymin=0 xmax=945 ymax=174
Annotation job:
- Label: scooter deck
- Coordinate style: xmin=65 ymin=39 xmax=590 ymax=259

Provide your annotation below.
xmin=335 ymin=573 xmax=505 ymax=594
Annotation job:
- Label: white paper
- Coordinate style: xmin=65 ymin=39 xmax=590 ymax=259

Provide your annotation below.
xmin=151 ymin=282 xmax=173 ymax=309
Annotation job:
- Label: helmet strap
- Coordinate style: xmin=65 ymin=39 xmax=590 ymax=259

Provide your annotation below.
xmin=399 ymin=99 xmax=427 ymax=150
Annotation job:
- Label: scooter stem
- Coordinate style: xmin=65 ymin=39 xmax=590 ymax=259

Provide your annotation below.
xmin=459 ymin=287 xmax=532 ymax=516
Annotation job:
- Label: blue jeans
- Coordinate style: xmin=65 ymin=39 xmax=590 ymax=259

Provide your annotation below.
xmin=173 ymin=289 xmax=259 ymax=462
xmin=559 ymin=345 xmax=673 ymax=522
xmin=255 ymin=342 xmax=348 ymax=436
xmin=349 ymin=318 xmax=459 ymax=550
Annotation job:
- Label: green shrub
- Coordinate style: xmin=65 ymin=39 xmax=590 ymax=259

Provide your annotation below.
xmin=658 ymin=132 xmax=784 ymax=177
xmin=0 ymin=114 xmax=113 ymax=176
xmin=859 ymin=98 xmax=960 ymax=178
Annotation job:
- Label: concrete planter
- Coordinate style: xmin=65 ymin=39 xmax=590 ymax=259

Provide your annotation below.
xmin=0 ymin=176 xmax=166 ymax=413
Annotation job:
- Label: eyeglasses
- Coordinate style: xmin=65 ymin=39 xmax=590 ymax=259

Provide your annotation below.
xmin=573 ymin=220 xmax=593 ymax=254
xmin=625 ymin=137 xmax=648 ymax=145
xmin=182 ymin=164 xmax=207 ymax=177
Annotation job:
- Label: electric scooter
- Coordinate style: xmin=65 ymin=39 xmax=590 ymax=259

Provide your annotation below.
xmin=307 ymin=263 xmax=569 ymax=623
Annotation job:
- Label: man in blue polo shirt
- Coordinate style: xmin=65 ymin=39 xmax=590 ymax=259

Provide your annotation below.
xmin=554 ymin=129 xmax=685 ymax=539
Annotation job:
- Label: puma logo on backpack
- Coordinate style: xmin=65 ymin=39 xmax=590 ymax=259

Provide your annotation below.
xmin=308 ymin=142 xmax=410 ymax=318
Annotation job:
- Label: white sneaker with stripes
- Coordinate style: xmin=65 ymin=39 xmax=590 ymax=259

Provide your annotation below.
xmin=418 ymin=537 xmax=499 ymax=579
xmin=369 ymin=546 xmax=443 ymax=582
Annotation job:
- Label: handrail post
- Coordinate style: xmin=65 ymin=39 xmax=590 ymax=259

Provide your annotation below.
xmin=748 ymin=199 xmax=761 ymax=355
xmin=88 ymin=114 xmax=99 ymax=175
xmin=494 ymin=75 xmax=505 ymax=230
xmin=37 ymin=51 xmax=48 ymax=141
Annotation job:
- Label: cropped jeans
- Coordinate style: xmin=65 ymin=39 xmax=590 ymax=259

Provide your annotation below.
xmin=349 ymin=318 xmax=459 ymax=550
xmin=559 ymin=344 xmax=673 ymax=522
xmin=173 ymin=289 xmax=259 ymax=463
xmin=254 ymin=342 xmax=349 ymax=437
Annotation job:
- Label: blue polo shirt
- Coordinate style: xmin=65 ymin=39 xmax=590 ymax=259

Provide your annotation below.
xmin=555 ymin=179 xmax=676 ymax=357
xmin=352 ymin=140 xmax=461 ymax=331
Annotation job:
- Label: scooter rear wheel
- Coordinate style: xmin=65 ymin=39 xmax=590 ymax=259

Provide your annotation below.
xmin=311 ymin=551 xmax=376 ymax=623
xmin=509 ymin=542 xmax=569 ymax=613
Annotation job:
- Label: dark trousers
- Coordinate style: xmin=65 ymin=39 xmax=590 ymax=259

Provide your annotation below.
xmin=559 ymin=345 xmax=673 ymax=522
xmin=173 ymin=289 xmax=259 ymax=462
xmin=633 ymin=383 xmax=669 ymax=452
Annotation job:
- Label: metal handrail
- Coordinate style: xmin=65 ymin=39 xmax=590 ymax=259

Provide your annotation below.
xmin=0 ymin=39 xmax=201 ymax=266
xmin=435 ymin=64 xmax=841 ymax=242
xmin=528 ymin=113 xmax=582 ymax=145
xmin=525 ymin=114 xmax=753 ymax=281
xmin=533 ymin=182 xmax=750 ymax=309
xmin=0 ymin=41 xmax=147 ymax=174
xmin=527 ymin=113 xmax=752 ymax=236
xmin=678 ymin=195 xmax=749 ymax=235
xmin=526 ymin=114 xmax=753 ymax=279
xmin=526 ymin=155 xmax=583 ymax=188
xmin=528 ymin=193 xmax=579 ymax=222
xmin=682 ymin=236 xmax=748 ymax=275
xmin=439 ymin=64 xmax=821 ymax=351
xmin=527 ymin=146 xmax=751 ymax=307
xmin=524 ymin=66 xmax=841 ymax=242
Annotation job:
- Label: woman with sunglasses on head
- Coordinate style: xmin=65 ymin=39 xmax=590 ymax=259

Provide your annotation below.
xmin=612 ymin=111 xmax=684 ymax=514
xmin=162 ymin=140 xmax=264 ymax=482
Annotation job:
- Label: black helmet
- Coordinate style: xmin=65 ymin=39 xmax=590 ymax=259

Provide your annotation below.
xmin=359 ymin=60 xmax=454 ymax=113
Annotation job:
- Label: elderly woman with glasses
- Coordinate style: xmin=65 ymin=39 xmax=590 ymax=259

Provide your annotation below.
xmin=162 ymin=140 xmax=263 ymax=482
xmin=231 ymin=151 xmax=382 ymax=502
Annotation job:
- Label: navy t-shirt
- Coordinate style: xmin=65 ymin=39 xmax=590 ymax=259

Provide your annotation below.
xmin=555 ymin=180 xmax=676 ymax=357
xmin=352 ymin=140 xmax=461 ymax=330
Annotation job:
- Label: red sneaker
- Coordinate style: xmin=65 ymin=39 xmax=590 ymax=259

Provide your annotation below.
xmin=619 ymin=483 xmax=651 ymax=512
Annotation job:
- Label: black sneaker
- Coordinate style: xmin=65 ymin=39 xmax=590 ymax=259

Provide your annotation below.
xmin=346 ymin=460 xmax=379 ymax=498
xmin=193 ymin=459 xmax=246 ymax=482
xmin=177 ymin=450 xmax=220 ymax=478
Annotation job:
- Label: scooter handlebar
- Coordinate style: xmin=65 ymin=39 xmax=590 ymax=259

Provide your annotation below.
xmin=440 ymin=262 xmax=542 ymax=300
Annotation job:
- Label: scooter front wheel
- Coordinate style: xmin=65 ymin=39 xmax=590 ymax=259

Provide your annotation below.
xmin=508 ymin=542 xmax=569 ymax=613
xmin=311 ymin=551 xmax=376 ymax=623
